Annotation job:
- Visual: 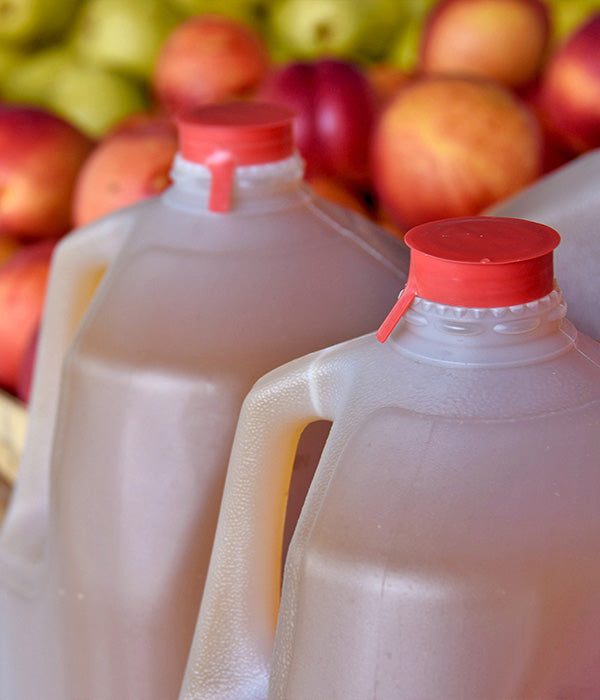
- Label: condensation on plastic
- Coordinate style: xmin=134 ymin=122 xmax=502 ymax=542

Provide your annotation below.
xmin=0 ymin=140 xmax=409 ymax=699
xmin=179 ymin=248 xmax=600 ymax=700
xmin=487 ymin=147 xmax=600 ymax=340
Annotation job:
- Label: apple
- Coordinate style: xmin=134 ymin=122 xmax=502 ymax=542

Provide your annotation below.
xmin=419 ymin=0 xmax=551 ymax=89
xmin=72 ymin=114 xmax=178 ymax=227
xmin=385 ymin=0 xmax=443 ymax=71
xmin=0 ymin=238 xmax=21 ymax=265
xmin=537 ymin=12 xmax=600 ymax=154
xmin=152 ymin=14 xmax=271 ymax=115
xmin=371 ymin=75 xmax=543 ymax=229
xmin=519 ymin=79 xmax=575 ymax=173
xmin=0 ymin=240 xmax=55 ymax=395
xmin=266 ymin=0 xmax=365 ymax=62
xmin=16 ymin=321 xmax=38 ymax=403
xmin=69 ymin=0 xmax=180 ymax=82
xmin=0 ymin=44 xmax=25 ymax=90
xmin=258 ymin=58 xmax=378 ymax=186
xmin=1 ymin=44 xmax=74 ymax=107
xmin=166 ymin=0 xmax=276 ymax=32
xmin=307 ymin=175 xmax=370 ymax=217
xmin=0 ymin=0 xmax=80 ymax=45
xmin=266 ymin=0 xmax=409 ymax=64
xmin=0 ymin=105 xmax=94 ymax=239
xmin=545 ymin=0 xmax=600 ymax=42
xmin=365 ymin=62 xmax=411 ymax=107
xmin=45 ymin=63 xmax=150 ymax=138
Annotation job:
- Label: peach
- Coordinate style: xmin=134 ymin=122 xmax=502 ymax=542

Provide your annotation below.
xmin=372 ymin=75 xmax=543 ymax=229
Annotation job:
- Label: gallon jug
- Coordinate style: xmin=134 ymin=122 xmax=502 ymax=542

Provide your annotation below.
xmin=180 ymin=216 xmax=600 ymax=700
xmin=0 ymin=101 xmax=410 ymax=700
xmin=487 ymin=147 xmax=600 ymax=340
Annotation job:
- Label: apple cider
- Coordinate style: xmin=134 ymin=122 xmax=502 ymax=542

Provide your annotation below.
xmin=179 ymin=217 xmax=600 ymax=700
xmin=0 ymin=102 xmax=409 ymax=700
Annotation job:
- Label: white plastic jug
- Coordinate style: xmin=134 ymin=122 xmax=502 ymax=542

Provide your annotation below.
xmin=180 ymin=216 xmax=600 ymax=700
xmin=487 ymin=148 xmax=600 ymax=340
xmin=0 ymin=101 xmax=409 ymax=700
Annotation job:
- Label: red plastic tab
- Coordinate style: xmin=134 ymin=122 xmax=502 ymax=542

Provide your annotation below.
xmin=176 ymin=101 xmax=297 ymax=213
xmin=377 ymin=217 xmax=561 ymax=343
xmin=205 ymin=150 xmax=235 ymax=213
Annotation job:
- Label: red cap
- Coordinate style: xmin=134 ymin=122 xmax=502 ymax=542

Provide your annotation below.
xmin=377 ymin=217 xmax=561 ymax=342
xmin=176 ymin=101 xmax=296 ymax=212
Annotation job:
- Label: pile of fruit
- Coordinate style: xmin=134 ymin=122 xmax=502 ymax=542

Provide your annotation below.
xmin=0 ymin=0 xmax=599 ymax=405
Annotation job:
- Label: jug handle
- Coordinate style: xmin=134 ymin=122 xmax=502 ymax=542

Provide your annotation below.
xmin=0 ymin=210 xmax=135 ymax=560
xmin=179 ymin=351 xmax=337 ymax=700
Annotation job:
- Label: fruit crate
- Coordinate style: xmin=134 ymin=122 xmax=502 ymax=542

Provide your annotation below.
xmin=0 ymin=390 xmax=27 ymax=522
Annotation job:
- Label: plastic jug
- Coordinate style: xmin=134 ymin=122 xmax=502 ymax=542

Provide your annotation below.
xmin=487 ymin=148 xmax=600 ymax=340
xmin=180 ymin=216 xmax=600 ymax=700
xmin=0 ymin=101 xmax=410 ymax=700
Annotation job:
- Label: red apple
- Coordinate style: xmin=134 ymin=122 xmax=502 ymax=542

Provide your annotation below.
xmin=0 ymin=106 xmax=94 ymax=240
xmin=420 ymin=0 xmax=550 ymax=89
xmin=16 ymin=322 xmax=39 ymax=404
xmin=258 ymin=58 xmax=378 ymax=186
xmin=372 ymin=75 xmax=543 ymax=229
xmin=152 ymin=14 xmax=270 ymax=115
xmin=537 ymin=12 xmax=600 ymax=154
xmin=519 ymin=79 xmax=576 ymax=173
xmin=0 ymin=240 xmax=55 ymax=394
xmin=72 ymin=114 xmax=178 ymax=227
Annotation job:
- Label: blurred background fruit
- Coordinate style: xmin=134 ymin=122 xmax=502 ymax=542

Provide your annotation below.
xmin=0 ymin=0 xmax=80 ymax=46
xmin=0 ymin=105 xmax=94 ymax=239
xmin=72 ymin=114 xmax=178 ymax=225
xmin=152 ymin=13 xmax=271 ymax=114
xmin=0 ymin=240 xmax=55 ymax=396
xmin=537 ymin=12 xmax=600 ymax=154
xmin=371 ymin=75 xmax=543 ymax=229
xmin=69 ymin=0 xmax=180 ymax=82
xmin=419 ymin=0 xmax=551 ymax=89
xmin=258 ymin=58 xmax=378 ymax=186
xmin=0 ymin=0 xmax=599 ymax=412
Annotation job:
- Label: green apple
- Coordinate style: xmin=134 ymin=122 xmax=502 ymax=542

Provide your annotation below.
xmin=166 ymin=0 xmax=276 ymax=32
xmin=267 ymin=0 xmax=365 ymax=61
xmin=1 ymin=44 xmax=74 ymax=106
xmin=545 ymin=0 xmax=600 ymax=41
xmin=385 ymin=0 xmax=437 ymax=71
xmin=352 ymin=0 xmax=411 ymax=63
xmin=70 ymin=0 xmax=180 ymax=81
xmin=0 ymin=44 xmax=26 ymax=90
xmin=45 ymin=64 xmax=149 ymax=137
xmin=0 ymin=0 xmax=80 ymax=45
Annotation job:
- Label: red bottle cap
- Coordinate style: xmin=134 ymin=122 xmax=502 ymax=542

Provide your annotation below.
xmin=377 ymin=217 xmax=561 ymax=343
xmin=176 ymin=102 xmax=296 ymax=213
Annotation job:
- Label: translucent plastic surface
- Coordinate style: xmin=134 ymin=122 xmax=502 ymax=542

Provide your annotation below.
xmin=181 ymin=290 xmax=600 ymax=700
xmin=0 ymin=153 xmax=409 ymax=700
xmin=488 ymin=148 xmax=600 ymax=340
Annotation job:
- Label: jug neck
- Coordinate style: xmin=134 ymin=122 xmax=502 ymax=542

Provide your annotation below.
xmin=163 ymin=152 xmax=306 ymax=214
xmin=388 ymin=287 xmax=575 ymax=367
